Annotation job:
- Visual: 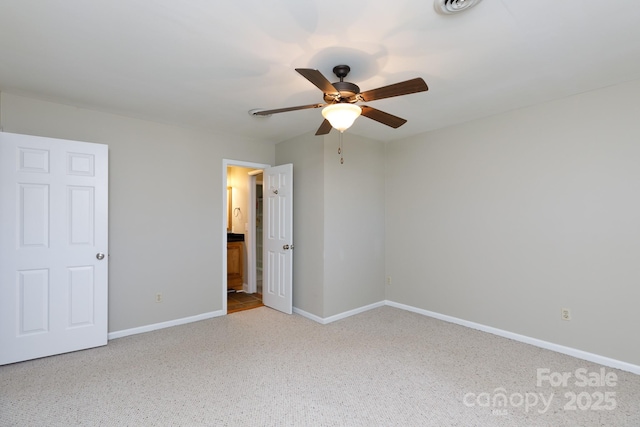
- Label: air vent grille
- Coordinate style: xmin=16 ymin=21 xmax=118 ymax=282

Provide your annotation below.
xmin=434 ymin=0 xmax=483 ymax=15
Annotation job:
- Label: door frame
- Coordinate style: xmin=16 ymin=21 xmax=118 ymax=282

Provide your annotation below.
xmin=246 ymin=169 xmax=263 ymax=294
xmin=222 ymin=159 xmax=270 ymax=314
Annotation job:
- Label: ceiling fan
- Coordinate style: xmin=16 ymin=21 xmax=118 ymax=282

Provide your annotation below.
xmin=252 ymin=65 xmax=429 ymax=135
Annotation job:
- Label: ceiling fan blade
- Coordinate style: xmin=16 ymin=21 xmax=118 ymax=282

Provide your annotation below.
xmin=252 ymin=103 xmax=325 ymax=116
xmin=360 ymin=106 xmax=407 ymax=128
xmin=315 ymin=119 xmax=333 ymax=135
xmin=295 ymin=68 xmax=340 ymax=95
xmin=359 ymin=78 xmax=428 ymax=102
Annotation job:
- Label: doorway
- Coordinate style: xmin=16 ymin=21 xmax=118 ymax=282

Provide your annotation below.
xmin=223 ymin=160 xmax=269 ymax=314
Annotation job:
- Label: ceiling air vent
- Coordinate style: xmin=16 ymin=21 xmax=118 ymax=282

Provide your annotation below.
xmin=434 ymin=0 xmax=483 ymax=14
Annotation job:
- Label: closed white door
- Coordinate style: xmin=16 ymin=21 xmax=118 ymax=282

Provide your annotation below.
xmin=0 ymin=132 xmax=108 ymax=365
xmin=262 ymin=164 xmax=293 ymax=314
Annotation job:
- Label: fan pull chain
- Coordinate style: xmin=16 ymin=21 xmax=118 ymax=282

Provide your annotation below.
xmin=339 ymin=132 xmax=344 ymax=164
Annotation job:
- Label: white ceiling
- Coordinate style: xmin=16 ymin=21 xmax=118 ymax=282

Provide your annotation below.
xmin=1 ymin=0 xmax=640 ymax=144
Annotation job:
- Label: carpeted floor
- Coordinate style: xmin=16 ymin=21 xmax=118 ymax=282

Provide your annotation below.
xmin=1 ymin=306 xmax=639 ymax=426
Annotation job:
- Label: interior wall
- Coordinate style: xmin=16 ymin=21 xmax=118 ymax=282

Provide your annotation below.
xmin=385 ymin=79 xmax=640 ymax=366
xmin=276 ymin=131 xmax=386 ymax=318
xmin=227 ymin=166 xmax=250 ymax=236
xmin=0 ymin=92 xmax=275 ymax=333
xmin=322 ymin=133 xmax=386 ymax=317
xmin=275 ymin=133 xmax=325 ymax=317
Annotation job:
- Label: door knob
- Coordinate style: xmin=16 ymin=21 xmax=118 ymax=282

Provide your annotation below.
xmin=283 ymin=244 xmax=289 ymax=250
xmin=96 ymin=253 xmax=105 ymax=260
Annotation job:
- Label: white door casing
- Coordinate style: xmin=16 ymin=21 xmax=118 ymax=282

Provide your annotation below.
xmin=0 ymin=132 xmax=108 ymax=365
xmin=262 ymin=164 xmax=293 ymax=314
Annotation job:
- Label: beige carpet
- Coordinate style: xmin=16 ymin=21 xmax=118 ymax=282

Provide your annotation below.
xmin=1 ymin=306 xmax=639 ymax=426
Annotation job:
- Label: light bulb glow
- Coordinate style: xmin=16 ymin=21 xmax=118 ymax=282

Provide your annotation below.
xmin=321 ymin=104 xmax=362 ymax=132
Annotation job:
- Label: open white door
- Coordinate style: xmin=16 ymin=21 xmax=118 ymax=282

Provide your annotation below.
xmin=262 ymin=163 xmax=293 ymax=314
xmin=0 ymin=132 xmax=108 ymax=365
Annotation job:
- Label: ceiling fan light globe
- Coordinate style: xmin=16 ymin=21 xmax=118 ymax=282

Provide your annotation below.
xmin=322 ymin=104 xmax=362 ymax=132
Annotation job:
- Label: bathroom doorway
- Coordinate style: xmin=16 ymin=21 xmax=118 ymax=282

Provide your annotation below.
xmin=225 ymin=164 xmax=265 ymax=313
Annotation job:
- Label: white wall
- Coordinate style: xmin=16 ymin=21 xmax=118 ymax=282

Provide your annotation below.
xmin=227 ymin=166 xmax=250 ymax=236
xmin=322 ymin=132 xmax=386 ymax=317
xmin=385 ymin=79 xmax=640 ymax=366
xmin=276 ymin=131 xmax=386 ymax=318
xmin=276 ymin=133 xmax=325 ymax=316
xmin=0 ymin=92 xmax=274 ymax=332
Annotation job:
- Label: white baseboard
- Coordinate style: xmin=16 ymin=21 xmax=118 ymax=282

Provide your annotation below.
xmin=108 ymin=310 xmax=225 ymax=340
xmin=106 ymin=300 xmax=639 ymax=376
xmin=386 ymin=300 xmax=640 ymax=376
xmin=292 ymin=307 xmax=325 ymax=323
xmin=294 ymin=301 xmax=385 ymax=325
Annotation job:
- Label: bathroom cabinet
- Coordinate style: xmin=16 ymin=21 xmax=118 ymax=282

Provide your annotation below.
xmin=227 ymin=241 xmax=243 ymax=290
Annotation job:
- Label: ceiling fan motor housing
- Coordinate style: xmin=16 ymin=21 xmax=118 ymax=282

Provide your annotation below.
xmin=321 ymin=64 xmax=361 ymax=103
xmin=325 ymin=81 xmax=360 ymax=103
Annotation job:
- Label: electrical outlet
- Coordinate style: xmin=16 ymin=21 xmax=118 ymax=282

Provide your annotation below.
xmin=156 ymin=293 xmax=163 ymax=303
xmin=561 ymin=308 xmax=571 ymax=321
xmin=386 ymin=276 xmax=392 ymax=286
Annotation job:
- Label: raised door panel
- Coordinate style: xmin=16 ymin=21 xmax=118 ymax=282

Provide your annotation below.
xmin=19 ymin=184 xmax=50 ymax=248
xmin=68 ymin=266 xmax=95 ymax=327
xmin=18 ymin=269 xmax=50 ymax=335
xmin=68 ymin=186 xmax=95 ymax=246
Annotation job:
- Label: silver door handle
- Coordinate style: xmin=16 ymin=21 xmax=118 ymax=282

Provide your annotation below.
xmin=96 ymin=253 xmax=105 ymax=260
xmin=283 ymin=244 xmax=289 ymax=250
